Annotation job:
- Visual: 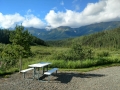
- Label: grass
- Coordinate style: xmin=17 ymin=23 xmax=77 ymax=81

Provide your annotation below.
xmin=60 ymin=63 xmax=120 ymax=72
xmin=14 ymin=46 xmax=120 ymax=68
xmin=0 ymin=45 xmax=120 ymax=75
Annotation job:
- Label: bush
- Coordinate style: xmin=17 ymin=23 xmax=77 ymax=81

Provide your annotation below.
xmin=97 ymin=51 xmax=110 ymax=57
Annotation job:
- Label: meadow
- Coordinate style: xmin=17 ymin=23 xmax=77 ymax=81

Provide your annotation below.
xmin=22 ymin=45 xmax=120 ymax=71
xmin=0 ymin=43 xmax=120 ymax=75
xmin=1 ymin=27 xmax=120 ymax=75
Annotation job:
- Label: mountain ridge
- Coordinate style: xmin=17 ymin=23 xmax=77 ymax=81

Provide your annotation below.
xmin=27 ymin=21 xmax=120 ymax=41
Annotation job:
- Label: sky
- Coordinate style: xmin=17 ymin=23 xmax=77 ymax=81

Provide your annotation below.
xmin=0 ymin=0 xmax=120 ymax=29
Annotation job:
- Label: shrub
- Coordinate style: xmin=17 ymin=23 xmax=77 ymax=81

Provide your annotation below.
xmin=97 ymin=51 xmax=110 ymax=57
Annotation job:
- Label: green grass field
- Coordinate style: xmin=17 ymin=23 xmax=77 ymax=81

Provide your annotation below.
xmin=0 ymin=45 xmax=120 ymax=75
xmin=22 ymin=45 xmax=120 ymax=69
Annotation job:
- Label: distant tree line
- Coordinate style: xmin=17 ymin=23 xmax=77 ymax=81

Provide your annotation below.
xmin=81 ymin=27 xmax=120 ymax=49
xmin=0 ymin=29 xmax=11 ymax=44
xmin=0 ymin=28 xmax=47 ymax=46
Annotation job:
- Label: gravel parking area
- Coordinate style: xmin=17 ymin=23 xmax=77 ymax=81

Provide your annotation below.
xmin=0 ymin=66 xmax=120 ymax=90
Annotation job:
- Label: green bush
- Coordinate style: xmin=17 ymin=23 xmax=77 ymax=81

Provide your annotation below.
xmin=97 ymin=51 xmax=110 ymax=57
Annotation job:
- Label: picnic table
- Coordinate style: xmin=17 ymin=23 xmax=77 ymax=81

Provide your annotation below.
xmin=21 ymin=62 xmax=58 ymax=82
xmin=28 ymin=62 xmax=51 ymax=80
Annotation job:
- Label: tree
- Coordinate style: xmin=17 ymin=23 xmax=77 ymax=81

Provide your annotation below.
xmin=9 ymin=25 xmax=32 ymax=71
xmin=10 ymin=25 xmax=32 ymax=54
xmin=1 ymin=44 xmax=24 ymax=70
xmin=70 ymin=43 xmax=85 ymax=60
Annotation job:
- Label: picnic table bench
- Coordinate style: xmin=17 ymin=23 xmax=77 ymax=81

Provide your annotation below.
xmin=20 ymin=68 xmax=34 ymax=78
xmin=44 ymin=68 xmax=58 ymax=82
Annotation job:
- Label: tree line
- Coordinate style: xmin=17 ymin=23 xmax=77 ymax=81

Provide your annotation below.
xmin=0 ymin=29 xmax=11 ymax=44
xmin=0 ymin=28 xmax=47 ymax=46
xmin=80 ymin=27 xmax=120 ymax=49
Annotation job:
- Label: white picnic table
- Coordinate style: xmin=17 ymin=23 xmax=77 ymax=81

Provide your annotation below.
xmin=28 ymin=62 xmax=51 ymax=80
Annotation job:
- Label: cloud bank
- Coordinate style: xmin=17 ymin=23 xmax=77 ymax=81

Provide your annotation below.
xmin=0 ymin=12 xmax=46 ymax=29
xmin=0 ymin=0 xmax=120 ymax=29
xmin=45 ymin=0 xmax=120 ymax=28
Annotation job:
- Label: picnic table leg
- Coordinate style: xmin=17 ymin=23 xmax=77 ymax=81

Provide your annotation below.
xmin=47 ymin=65 xmax=48 ymax=71
xmin=42 ymin=65 xmax=48 ymax=74
xmin=33 ymin=67 xmax=36 ymax=79
xmin=37 ymin=68 xmax=40 ymax=80
xmin=23 ymin=72 xmax=25 ymax=78
xmin=42 ymin=67 xmax=45 ymax=74
xmin=48 ymin=75 xmax=50 ymax=82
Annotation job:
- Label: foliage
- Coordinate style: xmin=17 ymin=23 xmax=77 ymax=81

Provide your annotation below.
xmin=0 ymin=44 xmax=120 ymax=75
xmin=1 ymin=27 xmax=120 ymax=75
xmin=70 ymin=43 xmax=85 ymax=60
xmin=0 ymin=29 xmax=11 ymax=44
xmin=0 ymin=28 xmax=47 ymax=46
xmin=97 ymin=51 xmax=110 ymax=57
xmin=51 ymin=43 xmax=94 ymax=61
xmin=31 ymin=36 xmax=47 ymax=46
xmin=0 ymin=44 xmax=23 ymax=69
xmin=47 ymin=27 xmax=120 ymax=49
xmin=9 ymin=25 xmax=32 ymax=55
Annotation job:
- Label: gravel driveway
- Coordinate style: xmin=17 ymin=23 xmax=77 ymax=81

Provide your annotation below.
xmin=0 ymin=66 xmax=120 ymax=90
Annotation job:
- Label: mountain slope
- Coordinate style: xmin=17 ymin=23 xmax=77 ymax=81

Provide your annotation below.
xmin=47 ymin=27 xmax=120 ymax=49
xmin=0 ymin=28 xmax=47 ymax=46
xmin=27 ymin=21 xmax=120 ymax=41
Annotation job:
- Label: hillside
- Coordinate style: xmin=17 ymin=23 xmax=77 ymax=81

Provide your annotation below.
xmin=47 ymin=27 xmax=120 ymax=49
xmin=0 ymin=29 xmax=47 ymax=46
xmin=27 ymin=21 xmax=120 ymax=40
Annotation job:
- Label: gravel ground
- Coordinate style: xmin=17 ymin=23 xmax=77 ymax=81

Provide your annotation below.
xmin=0 ymin=66 xmax=120 ymax=90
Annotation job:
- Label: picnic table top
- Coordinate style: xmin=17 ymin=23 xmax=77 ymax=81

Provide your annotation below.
xmin=28 ymin=62 xmax=51 ymax=68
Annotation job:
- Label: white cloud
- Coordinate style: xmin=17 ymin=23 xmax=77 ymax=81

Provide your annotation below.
xmin=82 ymin=1 xmax=106 ymax=15
xmin=45 ymin=0 xmax=120 ymax=28
xmin=45 ymin=10 xmax=80 ymax=28
xmin=22 ymin=14 xmax=46 ymax=28
xmin=1 ymin=0 xmax=120 ymax=29
xmin=0 ymin=13 xmax=24 ymax=28
xmin=0 ymin=12 xmax=46 ymax=29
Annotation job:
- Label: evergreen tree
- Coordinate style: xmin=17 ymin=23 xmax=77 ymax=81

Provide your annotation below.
xmin=9 ymin=25 xmax=32 ymax=71
xmin=9 ymin=25 xmax=32 ymax=55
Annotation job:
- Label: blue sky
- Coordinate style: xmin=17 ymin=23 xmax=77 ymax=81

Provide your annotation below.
xmin=0 ymin=0 xmax=120 ymax=29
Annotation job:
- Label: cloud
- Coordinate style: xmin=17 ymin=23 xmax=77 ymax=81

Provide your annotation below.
xmin=82 ymin=1 xmax=106 ymax=15
xmin=45 ymin=0 xmax=120 ymax=28
xmin=45 ymin=10 xmax=80 ymax=28
xmin=22 ymin=14 xmax=46 ymax=28
xmin=0 ymin=12 xmax=46 ymax=29
xmin=1 ymin=0 xmax=120 ymax=29
xmin=0 ymin=13 xmax=24 ymax=28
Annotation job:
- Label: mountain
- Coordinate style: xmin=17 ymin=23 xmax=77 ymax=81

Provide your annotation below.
xmin=27 ymin=21 xmax=120 ymax=41
xmin=47 ymin=27 xmax=120 ymax=49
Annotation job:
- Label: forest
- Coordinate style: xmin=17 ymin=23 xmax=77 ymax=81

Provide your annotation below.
xmin=48 ymin=27 xmax=120 ymax=49
xmin=0 ymin=26 xmax=120 ymax=75
xmin=0 ymin=28 xmax=47 ymax=46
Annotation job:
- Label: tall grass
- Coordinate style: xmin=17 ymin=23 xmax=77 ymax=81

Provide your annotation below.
xmin=27 ymin=46 xmax=120 ymax=69
xmin=1 ymin=45 xmax=120 ymax=75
